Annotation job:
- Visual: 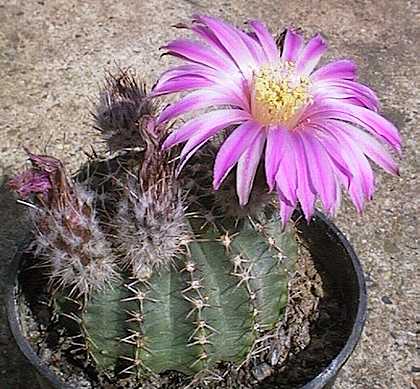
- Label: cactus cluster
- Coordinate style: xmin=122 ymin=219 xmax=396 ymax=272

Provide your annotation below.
xmin=8 ymin=11 xmax=403 ymax=387
xmin=10 ymin=68 xmax=298 ymax=387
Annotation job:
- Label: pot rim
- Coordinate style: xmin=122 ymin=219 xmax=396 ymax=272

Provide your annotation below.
xmin=6 ymin=211 xmax=367 ymax=389
xmin=300 ymin=212 xmax=367 ymax=389
xmin=6 ymin=238 xmax=68 ymax=388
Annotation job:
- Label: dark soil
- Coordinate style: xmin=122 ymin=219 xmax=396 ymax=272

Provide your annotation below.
xmin=15 ymin=241 xmax=348 ymax=389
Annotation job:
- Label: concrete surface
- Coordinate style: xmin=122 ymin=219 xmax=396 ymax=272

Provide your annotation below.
xmin=0 ymin=0 xmax=418 ymax=388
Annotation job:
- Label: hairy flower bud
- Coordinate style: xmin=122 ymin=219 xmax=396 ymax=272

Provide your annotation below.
xmin=94 ymin=68 xmax=157 ymax=152
xmin=114 ymin=121 xmax=189 ymax=280
xmin=10 ymin=151 xmax=118 ymax=296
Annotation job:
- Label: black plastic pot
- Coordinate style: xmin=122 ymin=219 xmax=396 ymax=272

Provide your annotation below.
xmin=6 ymin=211 xmax=367 ymax=389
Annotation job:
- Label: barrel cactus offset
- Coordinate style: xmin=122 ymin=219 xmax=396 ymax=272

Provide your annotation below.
xmin=9 ymin=14 xmax=401 ymax=388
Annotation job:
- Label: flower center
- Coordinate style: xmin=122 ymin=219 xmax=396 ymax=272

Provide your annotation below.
xmin=252 ymin=62 xmax=312 ymax=126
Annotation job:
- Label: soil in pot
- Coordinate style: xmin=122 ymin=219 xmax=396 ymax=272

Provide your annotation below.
xmin=15 ymin=236 xmax=348 ymax=389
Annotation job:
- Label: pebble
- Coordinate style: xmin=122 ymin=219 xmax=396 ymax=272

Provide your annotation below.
xmin=381 ymin=295 xmax=393 ymax=305
xmin=252 ymin=363 xmax=273 ymax=382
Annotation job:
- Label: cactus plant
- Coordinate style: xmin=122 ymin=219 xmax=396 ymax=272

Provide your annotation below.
xmin=10 ymin=69 xmax=298 ymax=386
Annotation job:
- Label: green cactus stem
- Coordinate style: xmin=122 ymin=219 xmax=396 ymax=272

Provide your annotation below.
xmin=75 ymin=211 xmax=297 ymax=380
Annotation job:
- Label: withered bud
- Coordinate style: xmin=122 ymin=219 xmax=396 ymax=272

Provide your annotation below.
xmin=10 ymin=150 xmax=118 ymax=296
xmin=94 ymin=68 xmax=157 ymax=152
xmin=9 ymin=150 xmax=64 ymax=206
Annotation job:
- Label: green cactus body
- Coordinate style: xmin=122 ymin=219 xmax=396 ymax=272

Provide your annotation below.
xmin=82 ymin=282 xmax=130 ymax=370
xmin=78 ymin=213 xmax=297 ymax=379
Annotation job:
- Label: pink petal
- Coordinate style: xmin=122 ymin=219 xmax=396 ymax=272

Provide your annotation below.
xmin=265 ymin=125 xmax=288 ymax=191
xmin=312 ymin=88 xmax=377 ymax=112
xmin=312 ymin=121 xmax=365 ymax=180
xmin=315 ymin=121 xmax=375 ymax=210
xmin=236 ymin=131 xmax=266 ymax=206
xmin=155 ymin=64 xmax=217 ymax=86
xmin=331 ymin=121 xmax=399 ymax=175
xmin=275 ymin=136 xmax=297 ymax=206
xmin=193 ymin=18 xmax=266 ymax=66
xmin=176 ymin=139 xmax=209 ymax=174
xmin=344 ymin=141 xmax=377 ymax=201
xmin=319 ymin=136 xmax=364 ymax=213
xmin=312 ymin=79 xmax=379 ymax=111
xmin=340 ymin=97 xmax=371 ymax=108
xmin=163 ymin=39 xmax=232 ymax=71
xmin=196 ymin=15 xmax=258 ymax=77
xmin=278 ymin=197 xmax=296 ymax=227
xmin=175 ymin=111 xmax=250 ymax=174
xmin=213 ymin=120 xmax=262 ymax=189
xmin=312 ymin=130 xmax=353 ymax=188
xmin=153 ymin=75 xmax=213 ymax=96
xmin=163 ymin=109 xmax=249 ymax=149
xmin=300 ymin=132 xmax=337 ymax=212
xmin=157 ymin=88 xmax=245 ymax=124
xmin=302 ymin=99 xmax=402 ymax=152
xmin=335 ymin=80 xmax=379 ymax=107
xmin=327 ymin=172 xmax=343 ymax=217
xmin=296 ymin=34 xmax=327 ymax=75
xmin=154 ymin=63 xmax=249 ymax=106
xmin=180 ymin=114 xmax=250 ymax=160
xmin=237 ymin=29 xmax=266 ymax=65
xmin=311 ymin=60 xmax=358 ymax=82
xmin=190 ymin=23 xmax=238 ymax=69
xmin=348 ymin=181 xmax=365 ymax=213
xmin=281 ymin=28 xmax=304 ymax=62
xmin=340 ymin=102 xmax=401 ymax=152
xmin=248 ymin=20 xmax=278 ymax=62
xmin=291 ymin=134 xmax=316 ymax=222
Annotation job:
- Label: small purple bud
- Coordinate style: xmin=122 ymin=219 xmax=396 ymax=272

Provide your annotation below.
xmin=9 ymin=150 xmax=63 ymax=201
xmin=8 ymin=169 xmax=52 ymax=199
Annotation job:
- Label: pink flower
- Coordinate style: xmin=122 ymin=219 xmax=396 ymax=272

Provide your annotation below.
xmin=154 ymin=15 xmax=401 ymax=223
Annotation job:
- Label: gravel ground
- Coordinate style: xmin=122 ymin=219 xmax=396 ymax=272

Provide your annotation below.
xmin=0 ymin=1 xmax=418 ymax=388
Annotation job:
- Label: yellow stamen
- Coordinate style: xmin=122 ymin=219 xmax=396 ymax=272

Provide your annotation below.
xmin=252 ymin=62 xmax=312 ymax=126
